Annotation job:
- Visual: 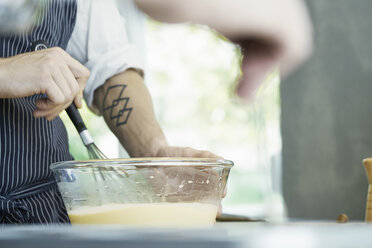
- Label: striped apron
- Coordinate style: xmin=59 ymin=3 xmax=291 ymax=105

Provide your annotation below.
xmin=0 ymin=0 xmax=77 ymax=224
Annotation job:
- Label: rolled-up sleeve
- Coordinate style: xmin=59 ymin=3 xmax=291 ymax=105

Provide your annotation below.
xmin=66 ymin=0 xmax=143 ymax=115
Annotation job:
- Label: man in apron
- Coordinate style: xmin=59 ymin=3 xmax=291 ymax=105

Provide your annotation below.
xmin=0 ymin=0 xmax=87 ymax=224
xmin=0 ymin=0 xmax=219 ymax=224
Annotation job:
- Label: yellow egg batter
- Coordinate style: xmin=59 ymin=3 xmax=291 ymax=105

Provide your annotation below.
xmin=68 ymin=202 xmax=218 ymax=227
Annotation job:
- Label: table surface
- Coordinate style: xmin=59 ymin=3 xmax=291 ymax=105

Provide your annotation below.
xmin=1 ymin=221 xmax=371 ymax=248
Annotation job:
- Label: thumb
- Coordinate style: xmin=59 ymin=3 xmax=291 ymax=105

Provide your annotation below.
xmin=73 ymin=77 xmax=88 ymax=108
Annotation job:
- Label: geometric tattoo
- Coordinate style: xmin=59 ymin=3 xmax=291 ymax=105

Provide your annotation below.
xmin=102 ymin=84 xmax=132 ymax=127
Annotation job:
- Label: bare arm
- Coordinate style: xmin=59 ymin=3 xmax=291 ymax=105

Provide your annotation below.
xmin=93 ymin=69 xmax=218 ymax=158
xmin=93 ymin=69 xmax=165 ymax=157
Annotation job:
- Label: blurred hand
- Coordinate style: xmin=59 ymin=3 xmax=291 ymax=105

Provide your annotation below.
xmin=0 ymin=47 xmax=90 ymax=120
xmin=135 ymin=0 xmax=313 ymax=100
xmin=215 ymin=0 xmax=313 ymax=100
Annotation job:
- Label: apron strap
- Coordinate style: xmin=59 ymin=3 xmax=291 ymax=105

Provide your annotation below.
xmin=0 ymin=178 xmax=57 ymax=223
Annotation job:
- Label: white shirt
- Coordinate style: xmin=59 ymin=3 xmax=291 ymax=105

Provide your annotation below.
xmin=66 ymin=0 xmax=143 ymax=114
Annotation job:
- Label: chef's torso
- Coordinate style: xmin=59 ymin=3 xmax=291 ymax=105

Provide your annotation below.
xmin=0 ymin=0 xmax=76 ymax=224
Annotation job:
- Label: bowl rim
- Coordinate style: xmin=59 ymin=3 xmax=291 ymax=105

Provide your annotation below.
xmin=50 ymin=157 xmax=234 ymax=170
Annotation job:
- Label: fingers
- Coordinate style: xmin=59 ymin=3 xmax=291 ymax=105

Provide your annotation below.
xmin=61 ymin=64 xmax=80 ymax=98
xmin=34 ymin=66 xmax=74 ymax=119
xmin=222 ymin=185 xmax=227 ymax=198
xmin=0 ymin=47 xmax=89 ymax=118
xmin=35 ymin=47 xmax=89 ymax=79
xmin=47 ymin=48 xmax=89 ymax=106
xmin=74 ymin=77 xmax=88 ymax=108
xmin=181 ymin=147 xmax=220 ymax=158
xmin=74 ymin=93 xmax=83 ymax=109
xmin=51 ymin=66 xmax=73 ymax=102
xmin=34 ymin=75 xmax=67 ymax=120
xmin=58 ymin=48 xmax=90 ymax=78
xmin=235 ymin=40 xmax=278 ymax=100
xmin=217 ymin=204 xmax=222 ymax=217
xmin=60 ymin=63 xmax=87 ymax=108
xmin=37 ymin=75 xmax=66 ymax=106
xmin=34 ymin=98 xmax=71 ymax=121
xmin=31 ymin=47 xmax=90 ymax=119
xmin=54 ymin=48 xmax=89 ymax=109
xmin=156 ymin=146 xmax=222 ymax=158
xmin=236 ymin=52 xmax=276 ymax=100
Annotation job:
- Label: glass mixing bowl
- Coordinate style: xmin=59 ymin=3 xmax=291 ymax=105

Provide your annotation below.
xmin=50 ymin=158 xmax=233 ymax=227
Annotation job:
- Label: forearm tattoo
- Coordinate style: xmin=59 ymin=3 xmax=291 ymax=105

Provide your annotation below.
xmin=102 ymin=84 xmax=132 ymax=127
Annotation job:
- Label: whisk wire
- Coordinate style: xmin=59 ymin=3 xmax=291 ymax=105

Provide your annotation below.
xmin=86 ymin=142 xmax=129 ymax=180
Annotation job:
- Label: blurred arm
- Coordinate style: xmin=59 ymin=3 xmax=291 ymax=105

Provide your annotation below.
xmin=133 ymin=0 xmax=313 ymax=99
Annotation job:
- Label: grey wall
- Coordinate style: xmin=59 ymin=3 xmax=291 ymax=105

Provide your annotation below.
xmin=281 ymin=0 xmax=372 ymax=220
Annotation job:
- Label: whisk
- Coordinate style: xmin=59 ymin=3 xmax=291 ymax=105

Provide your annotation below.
xmin=31 ymin=41 xmax=121 ymax=182
xmin=31 ymin=40 xmax=106 ymax=159
xmin=65 ymin=104 xmax=128 ymax=181
xmin=65 ymin=104 xmax=107 ymax=160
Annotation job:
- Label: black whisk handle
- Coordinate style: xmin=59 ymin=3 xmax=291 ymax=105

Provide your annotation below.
xmin=65 ymin=103 xmax=87 ymax=133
